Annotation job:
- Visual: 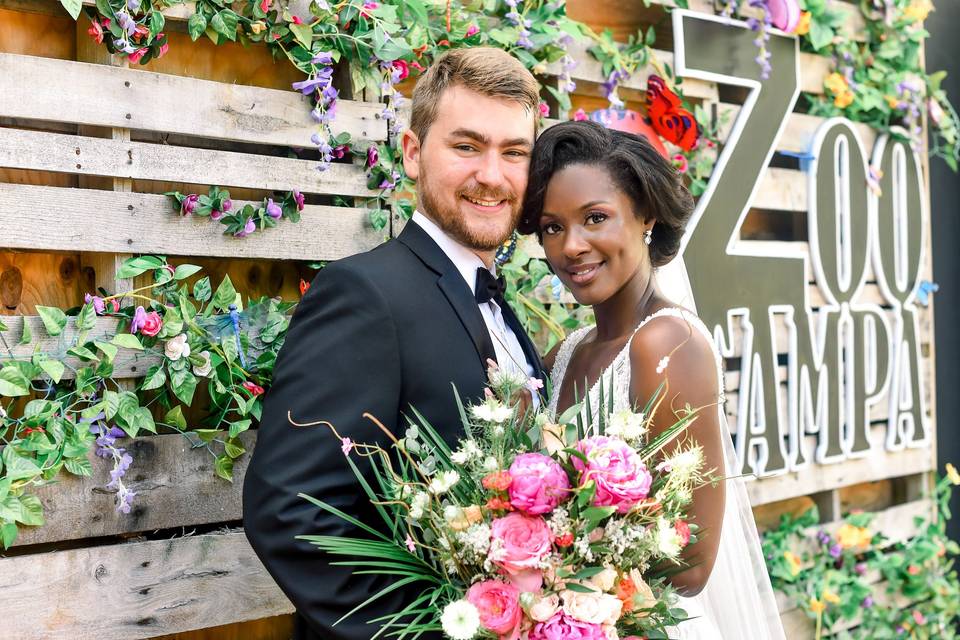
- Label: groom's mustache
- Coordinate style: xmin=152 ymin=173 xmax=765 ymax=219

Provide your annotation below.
xmin=457 ymin=188 xmax=518 ymax=204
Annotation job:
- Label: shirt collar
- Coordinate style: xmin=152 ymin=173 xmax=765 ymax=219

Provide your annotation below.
xmin=411 ymin=211 xmax=494 ymax=295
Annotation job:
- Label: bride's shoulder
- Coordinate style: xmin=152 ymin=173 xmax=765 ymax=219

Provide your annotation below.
xmin=627 ymin=306 xmax=715 ymax=377
xmin=544 ymin=325 xmax=594 ymax=372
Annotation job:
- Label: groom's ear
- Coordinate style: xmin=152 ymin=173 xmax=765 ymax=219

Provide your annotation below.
xmin=401 ymin=130 xmax=421 ymax=181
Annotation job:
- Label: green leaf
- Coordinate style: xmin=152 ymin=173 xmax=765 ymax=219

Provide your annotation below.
xmin=18 ymin=318 xmax=31 ymax=346
xmin=563 ymin=582 xmax=597 ymax=594
xmin=38 ymin=358 xmax=65 ymax=384
xmin=116 ymin=255 xmax=165 ymax=279
xmin=36 ymin=306 xmax=67 ymax=336
xmin=173 ymin=264 xmax=202 ymax=281
xmin=59 ymin=0 xmax=82 ymax=20
xmin=214 ymin=454 xmax=234 ymax=482
xmin=140 ymin=364 xmax=167 ymax=391
xmin=111 ymin=333 xmax=144 ymax=351
xmin=229 ymin=419 xmax=251 ymax=439
xmin=157 ymin=305 xmax=183 ymax=339
xmin=1 ymin=448 xmax=41 ymax=482
xmin=808 ymin=19 xmax=834 ymax=52
xmin=289 ymin=22 xmax=314 ymax=47
xmin=211 ymin=275 xmax=238 ymax=312
xmin=187 ymin=11 xmax=207 ymax=41
xmin=170 ymin=367 xmax=198 ymax=405
xmin=164 ymin=405 xmax=187 ymax=431
xmin=67 ymin=344 xmax=99 ymax=361
xmin=131 ymin=407 xmax=156 ymax=434
xmin=94 ymin=340 xmax=119 ymax=362
xmin=224 ymin=438 xmax=246 ymax=459
xmin=64 ymin=457 xmax=93 ymax=477
xmin=77 ymin=302 xmax=97 ymax=331
xmin=17 ymin=495 xmax=44 ymax=526
xmin=148 ymin=9 xmax=165 ymax=36
xmin=211 ymin=10 xmax=238 ymax=41
xmin=0 ymin=366 xmax=31 ymax=397
xmin=0 ymin=479 xmax=8 ymax=503
xmin=0 ymin=522 xmax=17 ymax=549
xmin=193 ymin=277 xmax=212 ymax=302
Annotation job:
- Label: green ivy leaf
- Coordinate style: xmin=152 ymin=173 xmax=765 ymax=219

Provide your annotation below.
xmin=289 ymin=22 xmax=314 ymax=47
xmin=173 ymin=264 xmax=202 ymax=281
xmin=164 ymin=405 xmax=187 ymax=431
xmin=64 ymin=457 xmax=93 ymax=477
xmin=187 ymin=12 xmax=207 ymax=41
xmin=36 ymin=306 xmax=68 ymax=337
xmin=228 ymin=419 xmax=251 ymax=439
xmin=1 ymin=448 xmax=41 ymax=482
xmin=211 ymin=10 xmax=239 ymax=41
xmin=0 ymin=366 xmax=31 ymax=397
xmin=193 ymin=277 xmax=212 ymax=302
xmin=94 ymin=340 xmax=119 ymax=363
xmin=131 ymin=407 xmax=157 ymax=434
xmin=102 ymin=389 xmax=122 ymax=421
xmin=214 ymin=454 xmax=234 ymax=482
xmin=77 ymin=302 xmax=97 ymax=332
xmin=111 ymin=334 xmax=144 ymax=351
xmin=17 ymin=495 xmax=44 ymax=526
xmin=140 ymin=364 xmax=167 ymax=391
xmin=211 ymin=275 xmax=238 ymax=312
xmin=59 ymin=0 xmax=82 ymax=20
xmin=18 ymin=318 xmax=31 ymax=346
xmin=117 ymin=255 xmax=165 ymax=279
xmin=808 ymin=19 xmax=834 ymax=52
xmin=224 ymin=438 xmax=246 ymax=459
xmin=170 ymin=367 xmax=198 ymax=405
xmin=0 ymin=522 xmax=17 ymax=549
xmin=37 ymin=358 xmax=65 ymax=384
xmin=148 ymin=9 xmax=165 ymax=36
xmin=67 ymin=344 xmax=99 ymax=361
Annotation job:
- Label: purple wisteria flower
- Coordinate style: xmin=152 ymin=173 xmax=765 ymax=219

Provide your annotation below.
xmin=816 ymin=529 xmax=831 ymax=546
xmin=828 ymin=543 xmax=843 ymax=559
xmin=85 ymin=293 xmax=106 ymax=315
xmin=266 ymin=198 xmax=282 ymax=219
xmin=127 ymin=0 xmax=142 ymax=11
xmin=130 ymin=305 xmax=147 ymax=334
xmin=862 ymin=595 xmax=874 ymax=608
xmin=234 ymin=218 xmax=257 ymax=237
xmin=312 ymin=51 xmax=334 ymax=65
xmin=89 ymin=422 xmax=137 ymax=514
xmin=116 ymin=11 xmax=137 ymax=36
xmin=293 ymin=190 xmax=305 ymax=211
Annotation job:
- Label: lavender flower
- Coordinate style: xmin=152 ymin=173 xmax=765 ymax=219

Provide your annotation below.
xmin=84 ymin=293 xmax=106 ymax=315
xmin=127 ymin=0 xmax=141 ymax=11
xmin=266 ymin=198 xmax=282 ymax=219
xmin=816 ymin=529 xmax=831 ymax=545
xmin=116 ymin=11 xmax=137 ymax=36
xmin=312 ymin=51 xmax=334 ymax=65
xmin=828 ymin=543 xmax=843 ymax=559
xmin=90 ymin=423 xmax=137 ymax=513
xmin=234 ymin=218 xmax=257 ymax=237
xmin=130 ymin=305 xmax=147 ymax=334
xmin=862 ymin=595 xmax=874 ymax=608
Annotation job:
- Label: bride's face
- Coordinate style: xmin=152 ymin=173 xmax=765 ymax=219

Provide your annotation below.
xmin=538 ymin=163 xmax=651 ymax=306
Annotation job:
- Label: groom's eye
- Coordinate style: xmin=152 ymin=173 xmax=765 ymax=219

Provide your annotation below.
xmin=454 ymin=144 xmax=477 ymax=152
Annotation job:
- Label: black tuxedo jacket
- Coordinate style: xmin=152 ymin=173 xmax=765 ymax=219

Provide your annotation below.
xmin=243 ymin=221 xmax=544 ymax=640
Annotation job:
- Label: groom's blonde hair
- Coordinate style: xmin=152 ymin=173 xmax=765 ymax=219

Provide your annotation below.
xmin=410 ymin=47 xmax=540 ymax=143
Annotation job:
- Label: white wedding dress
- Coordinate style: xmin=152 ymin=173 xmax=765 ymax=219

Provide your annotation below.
xmin=547 ymin=308 xmax=786 ymax=640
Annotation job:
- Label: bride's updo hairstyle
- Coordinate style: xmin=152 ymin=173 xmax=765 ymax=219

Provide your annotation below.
xmin=519 ymin=120 xmax=694 ymax=268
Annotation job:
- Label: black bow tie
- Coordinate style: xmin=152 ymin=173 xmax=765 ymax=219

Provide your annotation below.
xmin=475 ymin=267 xmax=506 ymax=305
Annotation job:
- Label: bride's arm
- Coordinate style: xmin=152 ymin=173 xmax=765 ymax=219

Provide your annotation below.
xmin=628 ymin=316 xmax=726 ymax=597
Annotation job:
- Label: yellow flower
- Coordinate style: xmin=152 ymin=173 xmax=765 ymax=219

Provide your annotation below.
xmin=886 ymin=95 xmax=900 ymax=109
xmin=795 ymin=11 xmax=811 ymax=36
xmin=784 ymin=551 xmax=803 ymax=576
xmin=946 ymin=462 xmax=960 ymax=485
xmin=837 ymin=523 xmax=872 ymax=549
xmin=824 ymin=72 xmax=849 ymax=95
xmin=809 ymin=597 xmax=826 ymax=614
xmin=834 ymin=90 xmax=855 ymax=109
xmin=904 ymin=0 xmax=934 ymax=23
xmin=823 ymin=590 xmax=841 ymax=604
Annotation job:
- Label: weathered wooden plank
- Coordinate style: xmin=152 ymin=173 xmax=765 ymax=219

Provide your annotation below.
xmin=13 ymin=432 xmax=255 ymax=547
xmin=716 ymin=104 xmax=878 ymax=153
xmin=0 ymin=531 xmax=294 ymax=639
xmin=747 ymin=448 xmax=935 ymax=505
xmin=0 ymin=127 xmax=375 ymax=198
xmin=0 ymin=52 xmax=387 ymax=147
xmin=0 ymin=183 xmax=383 ymax=260
xmin=0 ymin=315 xmax=158 ymax=380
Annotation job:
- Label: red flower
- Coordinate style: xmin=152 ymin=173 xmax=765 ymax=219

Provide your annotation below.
xmin=22 ymin=427 xmax=46 ymax=436
xmin=243 ymin=381 xmax=265 ymax=396
xmin=299 ymin=278 xmax=311 ymax=296
xmin=413 ymin=44 xmax=428 ymax=58
xmin=291 ymin=15 xmax=303 ymax=25
xmin=88 ymin=19 xmax=104 ymax=44
xmin=555 ymin=532 xmax=574 ymax=548
xmin=485 ymin=496 xmax=513 ymax=511
xmin=133 ymin=24 xmax=150 ymax=42
xmin=157 ymin=41 xmax=169 ymax=59
xmin=140 ymin=311 xmax=163 ymax=337
xmin=259 ymin=0 xmax=272 ymax=12
xmin=907 ymin=565 xmax=921 ymax=576
xmin=360 ymin=1 xmax=378 ymax=18
xmin=437 ymin=39 xmax=451 ymax=47
xmin=482 ymin=471 xmax=513 ymax=492
xmin=410 ymin=60 xmax=425 ymax=73
xmin=392 ymin=59 xmax=409 ymax=81
xmin=127 ymin=48 xmax=149 ymax=65
xmin=675 ymin=520 xmax=691 ymax=547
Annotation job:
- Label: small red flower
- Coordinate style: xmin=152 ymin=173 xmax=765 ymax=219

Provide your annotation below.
xmin=133 ymin=24 xmax=150 ymax=42
xmin=485 ymin=496 xmax=513 ymax=511
xmin=242 ymin=381 xmax=265 ymax=397
xmin=555 ymin=532 xmax=574 ymax=548
xmin=157 ymin=41 xmax=169 ymax=59
xmin=22 ymin=427 xmax=46 ymax=436
xmin=907 ymin=564 xmax=921 ymax=576
xmin=259 ymin=0 xmax=272 ymax=12
xmin=481 ymin=471 xmax=513 ymax=492
xmin=299 ymin=278 xmax=311 ymax=296
xmin=88 ymin=19 xmax=104 ymax=44
xmin=410 ymin=60 xmax=425 ymax=73
xmin=127 ymin=48 xmax=149 ymax=65
xmin=413 ymin=44 xmax=428 ymax=58
xmin=538 ymin=101 xmax=550 ymax=118
xmin=675 ymin=520 xmax=691 ymax=547
xmin=392 ymin=59 xmax=409 ymax=81
xmin=291 ymin=15 xmax=303 ymax=25
xmin=436 ymin=39 xmax=451 ymax=47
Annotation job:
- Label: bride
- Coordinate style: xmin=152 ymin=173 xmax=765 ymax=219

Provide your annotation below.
xmin=518 ymin=120 xmax=786 ymax=639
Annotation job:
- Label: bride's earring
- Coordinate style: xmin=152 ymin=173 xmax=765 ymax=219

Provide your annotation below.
xmin=643 ymin=229 xmax=653 ymax=246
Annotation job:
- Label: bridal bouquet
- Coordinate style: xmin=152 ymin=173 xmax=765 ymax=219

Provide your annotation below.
xmin=300 ymin=366 xmax=711 ymax=639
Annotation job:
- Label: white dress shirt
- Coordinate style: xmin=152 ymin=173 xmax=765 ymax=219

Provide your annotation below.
xmin=411 ymin=212 xmax=536 ymax=385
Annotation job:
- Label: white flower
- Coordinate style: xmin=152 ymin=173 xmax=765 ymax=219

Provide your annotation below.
xmin=482 ymin=456 xmax=500 ymax=472
xmin=488 ymin=363 xmax=529 ymax=390
xmin=192 ymin=350 xmax=213 ymax=377
xmin=656 ymin=517 xmax=683 ymax=558
xmin=164 ymin=333 xmax=191 ymax=361
xmin=409 ymin=491 xmax=430 ymax=520
xmin=656 ymin=356 xmax=670 ymax=374
xmin=602 ymin=624 xmax=621 ymax=640
xmin=664 ymin=447 xmax=704 ymax=483
xmin=606 ymin=409 xmax=647 ymax=441
xmin=440 ymin=600 xmax=480 ymax=640
xmin=527 ymin=592 xmax=561 ymax=622
xmin=561 ymin=590 xmax=623 ymax=625
xmin=470 ymin=400 xmax=513 ymax=424
xmin=429 ymin=470 xmax=460 ymax=495
xmin=588 ymin=567 xmax=618 ymax=592
xmin=451 ymin=439 xmax=482 ymax=465
xmin=0 ymin=404 xmax=6 ymax=419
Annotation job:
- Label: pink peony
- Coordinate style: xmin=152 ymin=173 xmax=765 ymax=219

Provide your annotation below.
xmin=573 ymin=436 xmax=652 ymax=514
xmin=466 ymin=579 xmax=523 ymax=639
xmin=528 ymin=612 xmax=607 ymax=640
xmin=489 ymin=512 xmax=552 ymax=591
xmin=508 ymin=453 xmax=570 ymax=515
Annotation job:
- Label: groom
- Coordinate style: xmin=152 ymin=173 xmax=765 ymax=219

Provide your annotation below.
xmin=243 ymin=47 xmax=545 ymax=640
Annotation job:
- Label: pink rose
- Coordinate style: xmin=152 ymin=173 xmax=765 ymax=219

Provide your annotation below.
xmin=573 ymin=436 xmax=652 ymax=514
xmin=140 ymin=311 xmax=163 ymax=337
xmin=490 ymin=512 xmax=552 ymax=591
xmin=508 ymin=453 xmax=570 ymax=515
xmin=529 ymin=612 xmax=606 ymax=640
xmin=466 ymin=579 xmax=522 ymax=639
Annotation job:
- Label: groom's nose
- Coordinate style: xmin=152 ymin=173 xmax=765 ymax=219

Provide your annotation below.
xmin=473 ymin=150 xmax=506 ymax=187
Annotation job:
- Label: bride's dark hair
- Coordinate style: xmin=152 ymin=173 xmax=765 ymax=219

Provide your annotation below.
xmin=519 ymin=120 xmax=694 ymax=268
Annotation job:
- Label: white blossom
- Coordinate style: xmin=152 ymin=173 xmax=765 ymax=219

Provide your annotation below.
xmin=429 ymin=470 xmax=460 ymax=495
xmin=656 ymin=517 xmax=683 ymax=558
xmin=470 ymin=400 xmax=513 ymax=424
xmin=451 ymin=439 xmax=482 ymax=465
xmin=409 ymin=491 xmax=430 ymax=520
xmin=164 ymin=333 xmax=191 ymax=361
xmin=656 ymin=356 xmax=670 ymax=375
xmin=440 ymin=600 xmax=480 ymax=640
xmin=606 ymin=409 xmax=647 ymax=441
xmin=192 ymin=350 xmax=213 ymax=377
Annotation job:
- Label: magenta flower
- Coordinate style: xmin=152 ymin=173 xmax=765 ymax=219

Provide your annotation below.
xmin=508 ymin=453 xmax=570 ymax=515
xmin=130 ymin=305 xmax=148 ymax=334
xmin=220 ymin=199 xmax=233 ymax=213
xmin=529 ymin=612 xmax=606 ymax=640
xmin=293 ymin=190 xmax=305 ymax=211
xmin=573 ymin=436 xmax=652 ymax=514
xmin=181 ymin=193 xmax=200 ymax=216
xmin=266 ymin=198 xmax=282 ymax=219
xmin=210 ymin=208 xmax=225 ymax=221
xmin=538 ymin=101 xmax=550 ymax=118
xmin=85 ymin=293 xmax=106 ymax=315
xmin=366 ymin=145 xmax=379 ymax=168
xmin=234 ymin=218 xmax=257 ymax=237
xmin=466 ymin=24 xmax=479 ymax=37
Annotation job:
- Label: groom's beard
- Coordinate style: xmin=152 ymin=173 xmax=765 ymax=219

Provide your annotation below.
xmin=417 ymin=175 xmax=522 ymax=252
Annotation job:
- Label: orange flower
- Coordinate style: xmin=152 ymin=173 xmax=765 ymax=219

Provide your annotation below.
xmin=485 ymin=496 xmax=513 ymax=511
xmin=837 ymin=523 xmax=872 ymax=549
xmin=482 ymin=471 xmax=513 ymax=492
xmin=834 ymin=90 xmax=855 ymax=109
xmin=824 ymin=72 xmax=848 ymax=95
xmin=907 ymin=564 xmax=922 ymax=576
xmin=784 ymin=551 xmax=803 ymax=576
xmin=299 ymin=278 xmax=311 ymax=296
xmin=809 ymin=597 xmax=826 ymax=614
xmin=794 ymin=11 xmax=811 ymax=36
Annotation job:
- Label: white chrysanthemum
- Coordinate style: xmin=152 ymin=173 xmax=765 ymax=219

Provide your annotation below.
xmin=482 ymin=456 xmax=500 ymax=472
xmin=451 ymin=439 xmax=482 ymax=465
xmin=665 ymin=447 xmax=704 ymax=482
xmin=409 ymin=491 xmax=430 ymax=520
xmin=656 ymin=517 xmax=683 ymax=558
xmin=441 ymin=600 xmax=480 ymax=640
xmin=429 ymin=470 xmax=460 ymax=495
xmin=606 ymin=409 xmax=646 ymax=441
xmin=470 ymin=400 xmax=513 ymax=424
xmin=488 ymin=365 xmax=529 ymax=390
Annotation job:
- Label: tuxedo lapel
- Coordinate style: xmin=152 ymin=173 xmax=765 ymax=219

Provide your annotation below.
xmin=397 ymin=222 xmax=497 ymax=369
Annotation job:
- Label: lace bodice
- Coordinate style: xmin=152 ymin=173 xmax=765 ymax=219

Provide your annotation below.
xmin=547 ymin=307 xmax=724 ymax=424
